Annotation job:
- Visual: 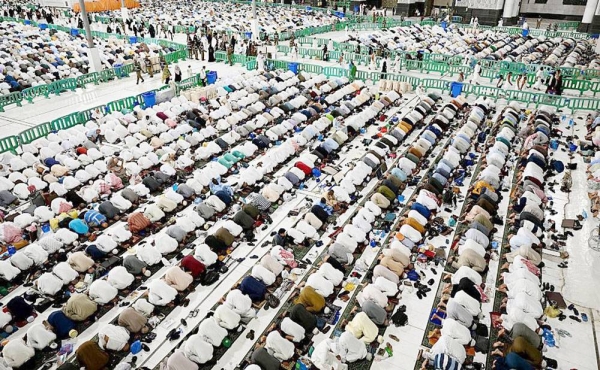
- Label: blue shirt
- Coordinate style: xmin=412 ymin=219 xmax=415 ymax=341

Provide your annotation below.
xmin=84 ymin=210 xmax=106 ymax=227
xmin=69 ymin=219 xmax=89 ymax=235
xmin=316 ymin=201 xmax=333 ymax=215
xmin=411 ymin=202 xmax=431 ymax=219
xmin=48 ymin=311 xmax=75 ymax=339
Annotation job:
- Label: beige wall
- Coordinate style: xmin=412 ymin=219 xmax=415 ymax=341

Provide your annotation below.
xmin=520 ymin=0 xmax=584 ymax=16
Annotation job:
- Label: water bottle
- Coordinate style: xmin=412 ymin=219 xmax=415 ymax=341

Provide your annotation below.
xmin=370 ymin=239 xmax=377 ymax=248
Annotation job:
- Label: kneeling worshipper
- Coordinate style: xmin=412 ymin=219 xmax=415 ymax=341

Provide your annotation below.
xmin=164 ymin=266 xmax=194 ymax=291
xmin=214 ymin=305 xmax=241 ymax=330
xmin=123 ymin=255 xmax=152 ymax=277
xmin=184 ymin=333 xmax=214 ymax=365
xmin=46 ymin=310 xmax=77 ymax=339
xmin=98 ymin=324 xmax=131 ymax=351
xmin=223 ymin=289 xmax=256 ymax=319
xmin=68 ymin=251 xmax=96 ymax=273
xmin=198 ymin=316 xmax=228 ymax=346
xmin=107 ymin=266 xmax=135 ymax=290
xmin=7 ymin=296 xmax=35 ymax=323
xmin=264 ymin=330 xmax=296 ymax=362
xmin=295 ymin=286 xmax=326 ymax=313
xmin=89 ymin=279 xmax=119 ymax=304
xmin=76 ymin=340 xmax=110 ymax=370
xmin=2 ymin=339 xmax=35 ymax=368
xmin=147 ymin=279 xmax=179 ymax=306
xmin=167 ymin=349 xmax=199 ymax=370
xmin=344 ymin=311 xmax=379 ymax=343
xmin=26 ymin=323 xmax=57 ymax=350
xmin=63 ymin=293 xmax=98 ymax=321
xmin=180 ymin=254 xmax=206 ymax=279
xmin=118 ymin=307 xmax=150 ymax=334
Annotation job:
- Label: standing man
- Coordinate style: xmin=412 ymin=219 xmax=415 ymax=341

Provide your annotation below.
xmin=322 ymin=44 xmax=328 ymax=61
xmin=134 ymin=60 xmax=144 ymax=85
xmin=199 ymin=66 xmax=207 ymax=86
xmin=536 ymin=16 xmax=542 ymax=29
xmin=187 ymin=34 xmax=194 ymax=59
xmin=193 ymin=34 xmax=201 ymax=60
xmin=227 ymin=44 xmax=234 ymax=66
xmin=144 ymin=56 xmax=153 ymax=78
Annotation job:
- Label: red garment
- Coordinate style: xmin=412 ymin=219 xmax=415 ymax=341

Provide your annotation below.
xmin=128 ymin=212 xmax=152 ymax=233
xmin=76 ymin=147 xmax=88 ymax=155
xmin=181 ymin=255 xmax=205 ymax=278
xmin=295 ymin=162 xmax=312 ymax=176
xmin=156 ymin=112 xmax=168 ymax=121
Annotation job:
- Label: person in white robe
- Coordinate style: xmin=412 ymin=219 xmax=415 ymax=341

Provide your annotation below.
xmin=318 ymin=262 xmax=344 ymax=286
xmin=137 ymin=243 xmax=162 ymax=266
xmin=147 ymin=279 xmax=178 ymax=306
xmin=280 ymin=317 xmax=305 ymax=342
xmin=357 ymin=284 xmax=388 ymax=309
xmin=338 ymin=331 xmax=368 ymax=362
xmin=265 ymin=331 xmax=295 ymax=361
xmin=251 ymin=265 xmax=276 ymax=286
xmin=26 ymin=323 xmax=57 ymax=350
xmin=52 ymin=262 xmax=79 ymax=284
xmin=213 ymin=305 xmax=240 ymax=330
xmin=224 ymin=289 xmax=255 ymax=318
xmin=0 ymin=260 xmax=20 ymax=281
xmin=306 ymin=273 xmax=334 ymax=297
xmin=440 ymin=318 xmax=475 ymax=346
xmin=108 ymin=266 xmax=135 ymax=290
xmin=2 ymin=339 xmax=35 ymax=368
xmin=35 ymin=272 xmax=64 ymax=296
xmin=198 ymin=317 xmax=227 ymax=346
xmin=184 ymin=334 xmax=214 ymax=364
xmin=98 ymin=324 xmax=131 ymax=351
xmin=88 ymin=279 xmax=119 ymax=304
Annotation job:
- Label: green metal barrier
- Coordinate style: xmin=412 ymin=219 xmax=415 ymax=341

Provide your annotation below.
xmin=50 ymin=78 xmax=77 ymax=95
xmin=79 ymin=105 xmax=107 ymax=122
xmin=51 ymin=112 xmax=82 ymax=131
xmin=0 ymin=136 xmax=19 ymax=154
xmin=106 ymin=96 xmax=139 ymax=113
xmin=76 ymin=72 xmax=100 ymax=89
xmin=19 ymin=122 xmax=53 ymax=145
xmin=0 ymin=91 xmax=23 ymax=112
xmin=22 ymin=84 xmax=51 ymax=103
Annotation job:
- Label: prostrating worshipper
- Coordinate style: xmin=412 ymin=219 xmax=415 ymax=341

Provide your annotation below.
xmin=63 ymin=294 xmax=98 ymax=322
xmin=107 ymin=266 xmax=135 ymax=290
xmin=251 ymin=347 xmax=280 ymax=370
xmin=491 ymin=336 xmax=542 ymax=368
xmin=123 ymin=255 xmax=151 ymax=277
xmin=198 ymin=316 xmax=227 ymax=346
xmin=295 ymin=286 xmax=326 ymax=313
xmin=261 ymin=330 xmax=296 ymax=362
xmin=98 ymin=324 xmax=131 ymax=351
xmin=180 ymin=254 xmax=205 ymax=279
xmin=183 ymin=334 xmax=214 ymax=365
xmin=239 ymin=275 xmax=268 ymax=303
xmin=166 ymin=349 xmax=199 ymax=370
xmin=68 ymin=251 xmax=96 ymax=273
xmin=7 ymin=296 xmax=35 ymax=323
xmin=118 ymin=307 xmax=150 ymax=334
xmin=1 ymin=339 xmax=35 ymax=368
xmin=76 ymin=340 xmax=110 ymax=370
xmin=222 ymin=289 xmax=256 ymax=319
xmin=46 ymin=310 xmax=76 ymax=339
xmin=342 ymin=311 xmax=379 ymax=343
xmin=164 ymin=266 xmax=194 ymax=292
xmin=338 ymin=330 xmax=369 ymax=363
xmin=213 ymin=305 xmax=241 ymax=330
xmin=88 ymin=279 xmax=119 ymax=305
xmin=146 ymin=279 xmax=179 ymax=306
xmin=26 ymin=323 xmax=57 ymax=350
xmin=53 ymin=262 xmax=79 ymax=285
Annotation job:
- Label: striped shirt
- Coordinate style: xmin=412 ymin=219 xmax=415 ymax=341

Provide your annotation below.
xmin=84 ymin=210 xmax=107 ymax=227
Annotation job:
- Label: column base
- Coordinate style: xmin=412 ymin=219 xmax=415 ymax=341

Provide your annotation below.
xmin=120 ymin=7 xmax=128 ymax=21
xmin=590 ymin=15 xmax=600 ymax=34
xmin=88 ymin=47 xmax=103 ymax=73
xmin=503 ymin=16 xmax=518 ymax=26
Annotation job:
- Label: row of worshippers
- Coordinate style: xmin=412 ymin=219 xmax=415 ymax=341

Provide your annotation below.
xmin=309 ymin=94 xmax=480 ymax=368
xmin=420 ymin=101 xmax=521 ymax=369
xmin=491 ymin=107 xmax=556 ymax=369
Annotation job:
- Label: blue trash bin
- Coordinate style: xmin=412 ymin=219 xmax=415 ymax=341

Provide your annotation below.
xmin=288 ymin=62 xmax=299 ymax=74
xmin=129 ymin=36 xmax=137 ymax=44
xmin=70 ymin=28 xmax=79 ymax=36
xmin=141 ymin=91 xmax=157 ymax=108
xmin=450 ymin=82 xmax=463 ymax=98
xmin=441 ymin=21 xmax=447 ymax=31
xmin=206 ymin=71 xmax=218 ymax=85
xmin=522 ymin=29 xmax=529 ymax=37
xmin=39 ymin=24 xmax=48 ymax=30
xmin=24 ymin=20 xmax=31 ymax=25
xmin=244 ymin=32 xmax=252 ymax=39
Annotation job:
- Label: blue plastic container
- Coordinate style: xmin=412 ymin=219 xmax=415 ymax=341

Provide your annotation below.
xmin=113 ymin=63 xmax=123 ymax=77
xmin=141 ymin=91 xmax=157 ymax=108
xmin=288 ymin=62 xmax=299 ymax=74
xmin=522 ymin=29 xmax=529 ymax=37
xmin=450 ymin=82 xmax=463 ymax=98
xmin=129 ymin=36 xmax=138 ymax=44
xmin=244 ymin=32 xmax=252 ymax=39
xmin=550 ymin=139 xmax=559 ymax=150
xmin=39 ymin=24 xmax=48 ymax=30
xmin=441 ymin=21 xmax=447 ymax=30
xmin=70 ymin=28 xmax=79 ymax=36
xmin=24 ymin=20 xmax=31 ymax=25
xmin=206 ymin=71 xmax=217 ymax=85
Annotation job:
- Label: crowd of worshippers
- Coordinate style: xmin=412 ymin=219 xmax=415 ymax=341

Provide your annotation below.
xmin=582 ymin=112 xmax=600 ymax=217
xmin=159 ymin=78 xmax=413 ymax=370
xmin=341 ymin=24 xmax=600 ymax=72
xmin=102 ymin=0 xmax=339 ymax=41
xmin=418 ymin=105 xmax=560 ymax=370
xmin=2 ymin=2 xmax=59 ymax=24
xmin=0 ymin=66 xmax=414 ymax=369
xmin=0 ymin=21 xmax=171 ymax=95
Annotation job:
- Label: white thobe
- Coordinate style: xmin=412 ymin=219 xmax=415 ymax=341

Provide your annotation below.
xmin=213 ymin=305 xmax=240 ymax=330
xmin=198 ymin=317 xmax=227 ymax=346
xmin=307 ymin=273 xmax=334 ymax=297
xmin=225 ymin=289 xmax=255 ymax=318
xmin=26 ymin=324 xmax=57 ymax=350
xmin=147 ymin=279 xmax=178 ymax=306
xmin=98 ymin=324 xmax=130 ymax=351
xmin=89 ymin=279 xmax=118 ymax=304
xmin=184 ymin=334 xmax=214 ymax=364
xmin=266 ymin=331 xmax=295 ymax=361
xmin=108 ymin=266 xmax=135 ymax=289
xmin=281 ymin=317 xmax=305 ymax=342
